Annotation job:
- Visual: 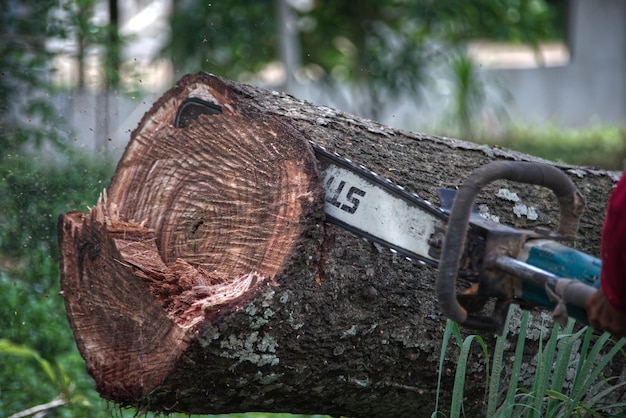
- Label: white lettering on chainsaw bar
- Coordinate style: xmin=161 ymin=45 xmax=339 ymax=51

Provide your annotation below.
xmin=320 ymin=163 xmax=438 ymax=261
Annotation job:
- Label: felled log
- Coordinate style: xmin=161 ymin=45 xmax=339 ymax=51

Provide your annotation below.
xmin=58 ymin=72 xmax=618 ymax=417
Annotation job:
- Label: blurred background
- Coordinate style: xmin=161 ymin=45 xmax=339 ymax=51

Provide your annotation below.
xmin=4 ymin=0 xmax=626 ymax=166
xmin=1 ymin=0 xmax=625 ymax=416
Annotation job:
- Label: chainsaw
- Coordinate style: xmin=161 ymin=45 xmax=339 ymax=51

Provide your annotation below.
xmin=175 ymin=97 xmax=600 ymax=335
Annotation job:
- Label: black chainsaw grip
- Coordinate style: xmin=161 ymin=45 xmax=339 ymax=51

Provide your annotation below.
xmin=437 ymin=161 xmax=586 ymax=326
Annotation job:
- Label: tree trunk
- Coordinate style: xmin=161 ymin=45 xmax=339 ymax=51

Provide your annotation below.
xmin=58 ymin=72 xmax=618 ymax=417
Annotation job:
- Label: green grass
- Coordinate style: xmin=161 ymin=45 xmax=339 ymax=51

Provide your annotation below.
xmin=0 ymin=152 xmax=116 ymax=417
xmin=433 ymin=307 xmax=626 ymax=417
xmin=479 ymin=125 xmax=626 ymax=170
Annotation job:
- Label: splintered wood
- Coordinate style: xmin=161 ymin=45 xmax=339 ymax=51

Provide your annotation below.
xmin=58 ymin=72 xmax=323 ymax=400
xmin=89 ymin=193 xmax=268 ymax=328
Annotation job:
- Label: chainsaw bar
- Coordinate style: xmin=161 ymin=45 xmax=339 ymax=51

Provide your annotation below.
xmin=311 ymin=142 xmax=449 ymax=268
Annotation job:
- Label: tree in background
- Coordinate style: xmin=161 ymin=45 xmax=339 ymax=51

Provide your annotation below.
xmin=0 ymin=2 xmax=119 ymax=414
xmin=0 ymin=0 xmax=126 ymax=259
xmin=0 ymin=0 xmax=70 ymax=156
xmin=165 ymin=1 xmax=280 ymax=81
xmin=0 ymin=0 xmax=125 ymax=157
xmin=163 ymin=0 xmax=563 ymax=130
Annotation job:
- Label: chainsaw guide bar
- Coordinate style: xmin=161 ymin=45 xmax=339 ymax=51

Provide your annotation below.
xmin=311 ymin=141 xmax=448 ymax=267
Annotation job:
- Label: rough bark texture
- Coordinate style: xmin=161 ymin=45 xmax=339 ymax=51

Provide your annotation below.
xmin=58 ymin=72 xmax=620 ymax=417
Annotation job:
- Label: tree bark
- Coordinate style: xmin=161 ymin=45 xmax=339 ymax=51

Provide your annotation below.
xmin=58 ymin=72 xmax=619 ymax=417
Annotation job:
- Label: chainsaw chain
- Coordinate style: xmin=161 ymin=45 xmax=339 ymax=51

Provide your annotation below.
xmin=310 ymin=141 xmax=452 ymax=269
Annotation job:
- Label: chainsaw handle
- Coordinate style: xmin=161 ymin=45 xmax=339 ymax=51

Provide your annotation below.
xmin=492 ymin=255 xmax=597 ymax=325
xmin=554 ymin=278 xmax=596 ymax=310
xmin=437 ymin=161 xmax=586 ymax=326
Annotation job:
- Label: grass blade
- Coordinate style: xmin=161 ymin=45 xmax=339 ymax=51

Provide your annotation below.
xmin=497 ymin=309 xmax=530 ymax=417
xmin=450 ymin=334 xmax=477 ymax=417
xmin=530 ymin=319 xmax=561 ymax=416
xmin=432 ymin=319 xmax=457 ymax=417
xmin=566 ymin=333 xmax=626 ymax=416
xmin=486 ymin=306 xmax=513 ymax=416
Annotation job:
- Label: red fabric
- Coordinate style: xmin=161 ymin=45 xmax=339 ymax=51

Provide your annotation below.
xmin=601 ymin=173 xmax=626 ymax=312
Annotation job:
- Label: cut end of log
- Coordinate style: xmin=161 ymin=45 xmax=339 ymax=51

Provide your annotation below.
xmin=91 ymin=194 xmax=272 ymax=329
xmin=58 ymin=72 xmax=324 ymax=401
xmin=58 ymin=206 xmax=190 ymax=401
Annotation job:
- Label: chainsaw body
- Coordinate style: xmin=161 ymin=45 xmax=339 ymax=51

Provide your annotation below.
xmin=436 ymin=161 xmax=599 ymax=333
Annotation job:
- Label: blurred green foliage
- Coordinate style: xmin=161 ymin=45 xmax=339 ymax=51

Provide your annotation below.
xmin=0 ymin=154 xmax=114 ymax=261
xmin=482 ymin=126 xmax=626 ymax=170
xmin=165 ymin=0 xmax=563 ymax=78
xmin=0 ymin=0 xmax=69 ymax=155
xmin=164 ymin=0 xmax=564 ymax=120
xmin=0 ymin=2 xmax=119 ymax=413
xmin=166 ymin=0 xmax=279 ymax=79
xmin=0 ymin=154 xmax=114 ymax=416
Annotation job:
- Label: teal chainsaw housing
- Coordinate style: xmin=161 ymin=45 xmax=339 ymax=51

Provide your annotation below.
xmin=519 ymin=239 xmax=601 ymax=321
